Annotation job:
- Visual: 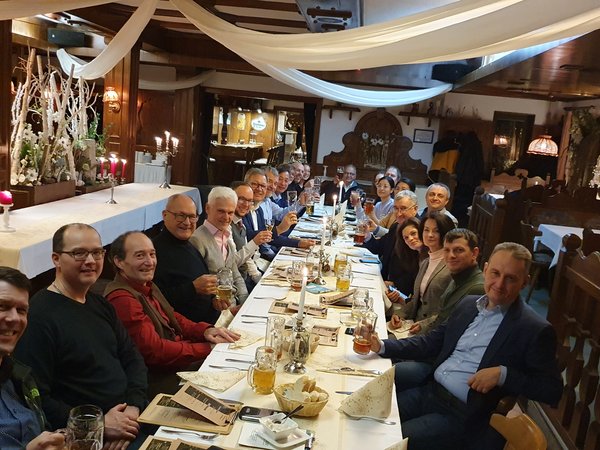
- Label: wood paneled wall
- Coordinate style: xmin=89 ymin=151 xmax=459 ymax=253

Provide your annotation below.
xmin=0 ymin=21 xmax=11 ymax=190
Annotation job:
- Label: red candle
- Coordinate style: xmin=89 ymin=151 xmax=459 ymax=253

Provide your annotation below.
xmin=109 ymin=157 xmax=117 ymax=177
xmin=0 ymin=190 xmax=12 ymax=205
xmin=120 ymin=159 xmax=127 ymax=179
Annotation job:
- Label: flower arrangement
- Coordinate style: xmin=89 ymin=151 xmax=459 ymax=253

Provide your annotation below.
xmin=10 ymin=49 xmax=101 ymax=187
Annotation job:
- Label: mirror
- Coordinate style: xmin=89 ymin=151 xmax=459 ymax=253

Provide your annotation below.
xmin=492 ymin=111 xmax=534 ymax=172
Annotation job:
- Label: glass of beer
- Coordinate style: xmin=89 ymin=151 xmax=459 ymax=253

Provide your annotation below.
xmin=216 ymin=267 xmax=234 ymax=306
xmin=265 ymin=218 xmax=274 ymax=232
xmin=66 ymin=404 xmax=104 ymax=450
xmin=247 ymin=346 xmax=277 ymax=394
xmin=353 ymin=310 xmax=377 ymax=355
xmin=265 ymin=317 xmax=286 ymax=360
xmin=305 ymin=199 xmax=315 ymax=215
xmin=333 ymin=253 xmax=348 ymax=274
xmin=337 ymin=166 xmax=345 ymax=178
xmin=364 ymin=197 xmax=375 ymax=215
xmin=286 ymin=261 xmax=305 ymax=292
xmin=305 ymin=251 xmax=318 ymax=281
xmin=336 ymin=264 xmax=352 ymax=291
xmin=354 ymin=220 xmax=367 ymax=244
xmin=287 ymin=190 xmax=298 ymax=208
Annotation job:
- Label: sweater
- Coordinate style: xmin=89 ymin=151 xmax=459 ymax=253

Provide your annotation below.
xmin=14 ymin=290 xmax=148 ymax=429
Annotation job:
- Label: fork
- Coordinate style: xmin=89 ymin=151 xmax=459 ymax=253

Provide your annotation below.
xmin=161 ymin=428 xmax=218 ymax=440
xmin=208 ymin=364 xmax=248 ymax=370
xmin=343 ymin=412 xmax=396 ymax=425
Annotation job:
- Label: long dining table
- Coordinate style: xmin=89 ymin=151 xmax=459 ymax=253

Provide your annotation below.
xmin=153 ymin=206 xmax=404 ymax=449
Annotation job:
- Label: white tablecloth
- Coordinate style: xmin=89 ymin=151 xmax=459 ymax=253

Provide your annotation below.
xmin=0 ymin=183 xmax=200 ymax=278
xmin=156 ymin=217 xmax=403 ymax=449
xmin=134 ymin=162 xmax=171 ymax=184
xmin=537 ymin=224 xmax=584 ymax=267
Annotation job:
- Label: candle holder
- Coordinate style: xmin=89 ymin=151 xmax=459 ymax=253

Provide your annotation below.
xmin=0 ymin=203 xmax=15 ymax=233
xmin=284 ymin=315 xmax=310 ymax=374
xmin=312 ymin=248 xmax=328 ymax=285
xmin=156 ymin=132 xmax=179 ymax=189
xmin=158 ymin=155 xmax=171 ymax=189
xmin=106 ymin=177 xmax=118 ymax=204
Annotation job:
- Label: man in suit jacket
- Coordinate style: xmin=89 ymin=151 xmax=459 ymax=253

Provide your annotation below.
xmin=189 ymin=186 xmax=248 ymax=307
xmin=370 ymin=242 xmax=562 ymax=450
xmin=153 ymin=194 xmax=221 ymax=324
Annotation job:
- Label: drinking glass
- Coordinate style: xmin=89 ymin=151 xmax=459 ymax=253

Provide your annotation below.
xmin=247 ymin=346 xmax=277 ymax=394
xmin=305 ymin=251 xmax=319 ymax=280
xmin=353 ymin=310 xmax=377 ymax=355
xmin=333 ymin=253 xmax=348 ymax=275
xmin=364 ymin=197 xmax=375 ymax=215
xmin=336 ymin=264 xmax=352 ymax=292
xmin=287 ymin=191 xmax=298 ymax=207
xmin=66 ymin=404 xmax=104 ymax=450
xmin=216 ymin=267 xmax=234 ymax=306
xmin=265 ymin=218 xmax=274 ymax=232
xmin=354 ymin=220 xmax=367 ymax=244
xmin=265 ymin=316 xmax=286 ymax=360
xmin=286 ymin=261 xmax=305 ymax=292
xmin=336 ymin=166 xmax=345 ymax=178
xmin=351 ymin=289 xmax=371 ymax=320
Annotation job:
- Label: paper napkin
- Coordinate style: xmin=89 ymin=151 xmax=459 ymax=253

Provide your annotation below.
xmin=338 ymin=366 xmax=395 ymax=418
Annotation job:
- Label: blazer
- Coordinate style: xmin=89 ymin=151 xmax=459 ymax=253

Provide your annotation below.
xmin=243 ymin=206 xmax=299 ymax=257
xmin=383 ymin=295 xmax=562 ymax=434
xmin=189 ymin=224 xmax=248 ymax=303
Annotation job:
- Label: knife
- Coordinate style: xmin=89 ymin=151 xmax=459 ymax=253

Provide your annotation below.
xmin=224 ymin=358 xmax=253 ymax=364
xmin=317 ymin=368 xmax=382 ymax=377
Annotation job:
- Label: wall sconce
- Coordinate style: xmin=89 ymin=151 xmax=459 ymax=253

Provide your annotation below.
xmin=103 ymin=87 xmax=121 ymax=113
xmin=527 ymin=134 xmax=558 ymax=157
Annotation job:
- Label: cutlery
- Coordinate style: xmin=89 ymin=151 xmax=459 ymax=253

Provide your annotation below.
xmin=253 ymin=295 xmax=288 ymax=300
xmin=273 ymin=404 xmax=304 ymax=423
xmin=208 ymin=364 xmax=248 ymax=370
xmin=335 ymin=391 xmax=354 ymax=395
xmin=161 ymin=428 xmax=218 ymax=440
xmin=338 ymin=367 xmax=382 ymax=375
xmin=225 ymin=358 xmax=253 ymax=364
xmin=343 ymin=412 xmax=396 ymax=425
xmin=241 ymin=314 xmax=268 ymax=319
xmin=242 ymin=320 xmax=267 ymax=324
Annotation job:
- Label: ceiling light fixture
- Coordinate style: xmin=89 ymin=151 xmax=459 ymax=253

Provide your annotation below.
xmin=527 ymin=135 xmax=558 ymax=157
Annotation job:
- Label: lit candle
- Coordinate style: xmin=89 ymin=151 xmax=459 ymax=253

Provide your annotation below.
xmin=171 ymin=137 xmax=179 ymax=152
xmin=338 ymin=181 xmax=344 ymax=201
xmin=155 ymin=137 xmax=162 ymax=151
xmin=109 ymin=156 xmax=117 ymax=177
xmin=332 ymin=194 xmax=337 ymax=220
xmin=120 ymin=159 xmax=127 ymax=179
xmin=164 ymin=130 xmax=170 ymax=149
xmin=98 ymin=157 xmax=106 ymax=178
xmin=0 ymin=190 xmax=13 ymax=206
xmin=297 ymin=267 xmax=308 ymax=320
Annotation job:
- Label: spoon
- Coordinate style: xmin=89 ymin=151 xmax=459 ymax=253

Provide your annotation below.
xmin=273 ymin=405 xmax=304 ymax=423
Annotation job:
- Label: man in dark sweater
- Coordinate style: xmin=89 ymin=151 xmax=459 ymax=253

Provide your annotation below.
xmin=152 ymin=194 xmax=221 ymax=324
xmin=15 ymin=224 xmax=148 ymax=449
xmin=0 ymin=266 xmax=64 ymax=450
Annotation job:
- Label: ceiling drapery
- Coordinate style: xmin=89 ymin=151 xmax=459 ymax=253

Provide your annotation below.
xmin=5 ymin=0 xmax=600 ymax=106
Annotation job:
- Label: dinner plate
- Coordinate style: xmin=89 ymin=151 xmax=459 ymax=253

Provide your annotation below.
xmin=257 ymin=428 xmax=310 ymax=448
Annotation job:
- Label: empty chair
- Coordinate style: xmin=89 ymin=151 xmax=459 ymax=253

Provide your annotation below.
xmin=519 ymin=221 xmax=553 ymax=303
xmin=490 ymin=413 xmax=547 ymax=450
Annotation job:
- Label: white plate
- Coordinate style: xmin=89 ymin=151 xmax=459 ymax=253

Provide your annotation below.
xmin=238 ymin=422 xmax=307 ymax=449
xmin=257 ymin=428 xmax=310 ymax=448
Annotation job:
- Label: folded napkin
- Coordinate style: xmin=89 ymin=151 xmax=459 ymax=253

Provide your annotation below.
xmin=319 ymin=193 xmax=325 ymax=206
xmin=228 ymin=329 xmax=263 ymax=349
xmin=320 ymin=289 xmax=355 ymax=306
xmin=338 ymin=366 xmax=394 ymax=418
xmin=177 ymin=370 xmax=245 ymax=392
xmin=214 ymin=309 xmax=234 ymax=328
xmin=386 ymin=319 xmax=415 ymax=339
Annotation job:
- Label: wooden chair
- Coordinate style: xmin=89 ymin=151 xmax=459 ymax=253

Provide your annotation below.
xmin=519 ymin=221 xmax=552 ymax=303
xmin=468 ymin=187 xmax=507 ymax=266
xmin=582 ymin=227 xmax=600 ymax=256
xmin=490 ymin=413 xmax=547 ymax=450
xmin=266 ymin=144 xmax=285 ymax=166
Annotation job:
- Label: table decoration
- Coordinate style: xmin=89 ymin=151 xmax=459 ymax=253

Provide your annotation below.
xmin=331 ymin=195 xmax=337 ymax=221
xmin=0 ymin=191 xmax=15 ymax=233
xmin=156 ymin=130 xmax=179 ymax=189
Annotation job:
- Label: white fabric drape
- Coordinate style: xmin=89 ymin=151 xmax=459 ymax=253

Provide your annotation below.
xmin=0 ymin=0 xmax=109 ymax=20
xmin=171 ymin=0 xmax=600 ymax=70
xmin=55 ymin=0 xmax=158 ymax=79
xmin=250 ymin=61 xmax=452 ymax=107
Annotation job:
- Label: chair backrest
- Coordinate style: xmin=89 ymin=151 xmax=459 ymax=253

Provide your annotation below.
xmin=543 ymin=235 xmax=600 ymax=449
xmin=519 ymin=220 xmax=541 ymax=254
xmin=582 ymin=227 xmax=600 ymax=256
xmin=490 ymin=413 xmax=547 ymax=450
xmin=266 ymin=145 xmax=285 ymax=166
xmin=468 ymin=187 xmax=507 ymax=266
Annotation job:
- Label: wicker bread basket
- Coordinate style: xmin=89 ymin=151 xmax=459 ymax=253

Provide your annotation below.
xmin=273 ymin=383 xmax=329 ymax=417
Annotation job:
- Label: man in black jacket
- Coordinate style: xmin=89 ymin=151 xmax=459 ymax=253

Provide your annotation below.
xmin=153 ymin=194 xmax=222 ymax=324
xmin=0 ymin=266 xmax=64 ymax=450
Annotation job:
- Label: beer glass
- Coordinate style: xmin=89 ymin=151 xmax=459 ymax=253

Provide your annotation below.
xmin=287 ymin=191 xmax=298 ymax=208
xmin=351 ymin=289 xmax=371 ymax=320
xmin=336 ymin=264 xmax=352 ymax=292
xmin=247 ymin=346 xmax=277 ymax=394
xmin=364 ymin=197 xmax=375 ymax=215
xmin=216 ymin=267 xmax=234 ymax=306
xmin=333 ymin=253 xmax=348 ymax=275
xmin=353 ymin=310 xmax=377 ymax=355
xmin=336 ymin=166 xmax=344 ymax=178
xmin=286 ymin=261 xmax=305 ymax=292
xmin=265 ymin=316 xmax=286 ymax=360
xmin=305 ymin=251 xmax=319 ymax=281
xmin=66 ymin=405 xmax=104 ymax=450
xmin=354 ymin=220 xmax=367 ymax=244
xmin=265 ymin=218 xmax=274 ymax=232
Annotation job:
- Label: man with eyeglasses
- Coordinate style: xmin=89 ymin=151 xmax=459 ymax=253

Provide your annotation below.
xmin=153 ymin=194 xmax=222 ymax=324
xmin=15 ymin=223 xmax=148 ymax=449
xmin=230 ymin=182 xmax=271 ymax=290
xmin=328 ymin=164 xmax=360 ymax=204
xmin=286 ymin=161 xmax=305 ymax=195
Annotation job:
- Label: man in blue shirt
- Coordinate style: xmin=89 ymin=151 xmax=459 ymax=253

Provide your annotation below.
xmin=0 ymin=266 xmax=64 ymax=450
xmin=370 ymin=242 xmax=562 ymax=450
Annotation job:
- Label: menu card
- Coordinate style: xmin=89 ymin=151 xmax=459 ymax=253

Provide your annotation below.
xmin=171 ymin=382 xmax=238 ymax=427
xmin=269 ymin=300 xmax=327 ymax=318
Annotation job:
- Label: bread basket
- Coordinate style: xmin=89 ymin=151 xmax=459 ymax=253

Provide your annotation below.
xmin=273 ymin=383 xmax=329 ymax=417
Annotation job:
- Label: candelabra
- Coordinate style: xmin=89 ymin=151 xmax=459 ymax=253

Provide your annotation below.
xmin=284 ymin=315 xmax=310 ymax=374
xmin=106 ymin=175 xmax=118 ymax=204
xmin=312 ymin=248 xmax=328 ymax=285
xmin=0 ymin=203 xmax=15 ymax=233
xmin=155 ymin=131 xmax=179 ymax=189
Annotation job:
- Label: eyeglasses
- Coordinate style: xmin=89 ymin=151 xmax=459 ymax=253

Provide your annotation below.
xmin=238 ymin=197 xmax=254 ymax=205
xmin=166 ymin=210 xmax=199 ymax=223
xmin=395 ymin=204 xmax=416 ymax=213
xmin=58 ymin=248 xmax=106 ymax=261
xmin=249 ymin=182 xmax=267 ymax=190
xmin=344 ymin=172 xmax=356 ymax=176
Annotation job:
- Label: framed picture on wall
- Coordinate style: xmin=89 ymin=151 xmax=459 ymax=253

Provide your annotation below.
xmin=413 ymin=129 xmax=434 ymax=144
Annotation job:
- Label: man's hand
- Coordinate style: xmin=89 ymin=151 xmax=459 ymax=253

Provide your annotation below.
xmin=104 ymin=403 xmax=139 ymax=442
xmin=298 ymin=239 xmax=316 ymax=249
xmin=277 ymin=212 xmax=298 ymax=234
xmin=408 ymin=323 xmax=421 ymax=334
xmin=468 ymin=366 xmax=502 ymax=393
xmin=26 ymin=431 xmax=65 ymax=450
xmin=212 ymin=297 xmax=230 ymax=311
xmin=252 ymin=230 xmax=273 ymax=245
xmin=193 ymin=274 xmax=217 ymax=295
xmin=366 ymin=219 xmax=377 ymax=233
xmin=370 ymin=333 xmax=381 ymax=353
xmin=389 ymin=314 xmax=403 ymax=329
xmin=205 ymin=327 xmax=241 ymax=343
xmin=385 ymin=289 xmax=402 ymax=303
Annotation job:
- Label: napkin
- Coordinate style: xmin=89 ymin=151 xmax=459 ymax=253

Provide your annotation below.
xmin=338 ymin=366 xmax=394 ymax=418
xmin=386 ymin=319 xmax=415 ymax=339
xmin=177 ymin=370 xmax=245 ymax=392
xmin=228 ymin=329 xmax=263 ymax=349
xmin=214 ymin=309 xmax=234 ymax=328
xmin=319 ymin=193 xmax=325 ymax=206
xmin=319 ymin=289 xmax=355 ymax=306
